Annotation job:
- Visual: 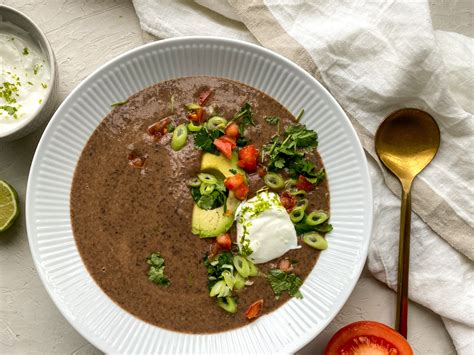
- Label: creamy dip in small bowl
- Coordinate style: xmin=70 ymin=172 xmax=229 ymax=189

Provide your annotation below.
xmin=0 ymin=5 xmax=57 ymax=141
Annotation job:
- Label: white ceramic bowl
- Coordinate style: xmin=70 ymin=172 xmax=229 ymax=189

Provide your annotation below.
xmin=26 ymin=37 xmax=372 ymax=354
xmin=0 ymin=5 xmax=58 ymax=141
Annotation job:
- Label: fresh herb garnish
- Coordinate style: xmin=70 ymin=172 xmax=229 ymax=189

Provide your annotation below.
xmin=262 ymin=123 xmax=320 ymax=179
xmin=111 ymin=100 xmax=128 ymax=107
xmin=190 ymin=174 xmax=227 ymax=210
xmin=203 ymin=251 xmax=234 ymax=290
xmin=233 ymin=102 xmax=255 ymax=136
xmin=0 ymin=105 xmax=18 ymax=117
xmin=265 ymin=116 xmax=280 ymax=125
xmin=267 ymin=269 xmax=303 ymax=299
xmin=147 ymin=252 xmax=171 ymax=287
xmin=229 ymin=168 xmax=237 ymax=174
xmin=167 ymin=123 xmax=175 ymax=133
xmin=41 ymin=82 xmax=48 ymax=89
xmin=22 ymin=47 xmax=29 ymax=55
xmin=33 ymin=64 xmax=41 ymax=75
xmin=193 ymin=126 xmax=223 ymax=154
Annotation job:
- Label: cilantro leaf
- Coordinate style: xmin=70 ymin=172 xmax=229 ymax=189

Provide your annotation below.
xmin=267 ymin=269 xmax=303 ymax=299
xmin=190 ymin=177 xmax=227 ymax=210
xmin=204 ymin=251 xmax=234 ymax=290
xmin=265 ymin=116 xmax=280 ymax=125
xmin=233 ymin=102 xmax=255 ymax=135
xmin=147 ymin=252 xmax=171 ymax=287
xmin=193 ymin=127 xmax=223 ymax=154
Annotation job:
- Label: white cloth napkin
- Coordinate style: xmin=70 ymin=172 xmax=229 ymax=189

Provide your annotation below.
xmin=132 ymin=0 xmax=474 ymax=353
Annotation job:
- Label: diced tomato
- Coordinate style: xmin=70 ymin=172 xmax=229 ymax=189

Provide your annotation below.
xmin=245 ymin=299 xmax=264 ymax=320
xmin=278 ymin=258 xmax=293 ymax=272
xmin=224 ymin=173 xmax=245 ymax=190
xmin=296 ymin=175 xmax=314 ymax=192
xmin=238 ymin=145 xmax=258 ymax=173
xmin=198 ymin=88 xmax=213 ymax=106
xmin=214 ymin=137 xmax=234 ymax=160
xmin=147 ymin=117 xmax=171 ymax=138
xmin=219 ymin=135 xmax=237 ymax=149
xmin=257 ymin=165 xmax=267 ymax=177
xmin=225 ymin=122 xmax=239 ymax=138
xmin=325 ymin=321 xmax=413 ymax=355
xmin=216 ymin=233 xmax=232 ymax=251
xmin=187 ymin=107 xmax=204 ymax=123
xmin=233 ymin=183 xmax=249 ymax=200
xmin=127 ymin=152 xmax=147 ymax=168
xmin=280 ymin=191 xmax=296 ymax=212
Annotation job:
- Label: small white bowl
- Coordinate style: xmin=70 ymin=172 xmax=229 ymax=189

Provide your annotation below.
xmin=0 ymin=5 xmax=58 ymax=141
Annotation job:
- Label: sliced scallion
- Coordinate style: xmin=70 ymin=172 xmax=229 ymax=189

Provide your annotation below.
xmin=233 ymin=255 xmax=250 ymax=278
xmin=207 ymin=116 xmax=227 ymax=131
xmin=222 ymin=270 xmax=235 ymax=289
xmin=188 ymin=121 xmax=203 ymax=132
xmin=185 ymin=102 xmax=201 ymax=110
xmin=296 ymin=198 xmax=309 ymax=211
xmin=305 ymin=211 xmax=329 ymax=226
xmin=263 ymin=172 xmax=285 ymax=189
xmin=200 ymin=183 xmax=215 ymax=195
xmin=217 ymin=296 xmax=237 ymax=313
xmin=209 ymin=280 xmax=231 ymax=297
xmin=198 ymin=173 xmax=218 ymax=184
xmin=233 ymin=273 xmax=246 ymax=290
xmin=187 ymin=177 xmax=201 ymax=187
xmin=170 ymin=124 xmax=188 ymax=151
xmin=248 ymin=260 xmax=259 ymax=277
xmin=302 ymin=232 xmax=328 ymax=250
xmin=290 ymin=207 xmax=305 ymax=223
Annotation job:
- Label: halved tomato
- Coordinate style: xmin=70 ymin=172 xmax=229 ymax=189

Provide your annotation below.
xmin=325 ymin=321 xmax=413 ymax=355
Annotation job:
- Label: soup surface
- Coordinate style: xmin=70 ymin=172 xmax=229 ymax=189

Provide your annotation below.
xmin=71 ymin=76 xmax=330 ymax=333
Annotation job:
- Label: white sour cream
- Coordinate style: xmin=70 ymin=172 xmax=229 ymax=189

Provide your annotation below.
xmin=236 ymin=191 xmax=299 ymax=264
xmin=0 ymin=23 xmax=50 ymax=135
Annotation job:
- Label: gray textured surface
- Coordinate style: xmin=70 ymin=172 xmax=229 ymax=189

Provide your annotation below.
xmin=0 ymin=0 xmax=471 ymax=354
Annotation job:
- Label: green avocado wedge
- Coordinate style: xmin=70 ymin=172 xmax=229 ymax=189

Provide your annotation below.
xmin=191 ymin=152 xmax=244 ymax=238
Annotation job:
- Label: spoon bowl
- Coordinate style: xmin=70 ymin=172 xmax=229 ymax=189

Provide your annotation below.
xmin=375 ymin=108 xmax=440 ymax=338
xmin=375 ymin=108 xmax=440 ymax=183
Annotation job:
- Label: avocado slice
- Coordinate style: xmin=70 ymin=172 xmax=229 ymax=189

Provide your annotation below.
xmin=191 ymin=153 xmax=244 ymax=238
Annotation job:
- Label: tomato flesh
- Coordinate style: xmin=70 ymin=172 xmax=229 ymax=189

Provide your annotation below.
xmin=325 ymin=321 xmax=413 ymax=355
xmin=216 ymin=233 xmax=232 ymax=250
xmin=238 ymin=145 xmax=258 ymax=173
xmin=233 ymin=183 xmax=249 ymax=200
xmin=214 ymin=138 xmax=234 ymax=159
xmin=225 ymin=122 xmax=239 ymax=138
xmin=224 ymin=173 xmax=245 ymax=190
xmin=296 ymin=175 xmax=314 ymax=192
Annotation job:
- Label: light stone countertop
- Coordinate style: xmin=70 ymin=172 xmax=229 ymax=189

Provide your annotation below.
xmin=0 ymin=1 xmax=471 ymax=354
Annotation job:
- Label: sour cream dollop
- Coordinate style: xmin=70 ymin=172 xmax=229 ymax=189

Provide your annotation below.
xmin=0 ymin=23 xmax=50 ymax=135
xmin=236 ymin=191 xmax=299 ymax=264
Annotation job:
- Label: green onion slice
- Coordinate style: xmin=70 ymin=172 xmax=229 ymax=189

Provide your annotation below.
xmin=207 ymin=116 xmax=228 ymax=131
xmin=170 ymin=124 xmax=188 ymax=151
xmin=233 ymin=273 xmax=246 ymax=290
xmin=302 ymin=232 xmax=328 ymax=250
xmin=263 ymin=172 xmax=285 ymax=189
xmin=305 ymin=211 xmax=329 ymax=226
xmin=233 ymin=255 xmax=250 ymax=278
xmin=209 ymin=280 xmax=231 ymax=297
xmin=290 ymin=207 xmax=305 ymax=223
xmin=296 ymin=198 xmax=309 ymax=211
xmin=198 ymin=173 xmax=218 ymax=184
xmin=222 ymin=270 xmax=235 ymax=289
xmin=248 ymin=260 xmax=259 ymax=277
xmin=217 ymin=296 xmax=237 ymax=313
xmin=200 ymin=183 xmax=215 ymax=195
xmin=187 ymin=121 xmax=203 ymax=132
xmin=187 ymin=177 xmax=201 ymax=187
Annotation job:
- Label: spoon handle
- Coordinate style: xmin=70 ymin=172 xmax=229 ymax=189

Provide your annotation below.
xmin=396 ymin=184 xmax=412 ymax=338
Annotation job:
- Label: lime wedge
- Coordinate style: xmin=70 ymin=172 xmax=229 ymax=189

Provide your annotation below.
xmin=0 ymin=180 xmax=19 ymax=232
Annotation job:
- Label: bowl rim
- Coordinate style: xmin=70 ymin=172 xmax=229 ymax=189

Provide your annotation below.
xmin=26 ymin=36 xmax=373 ymax=353
xmin=0 ymin=4 xmax=56 ymax=138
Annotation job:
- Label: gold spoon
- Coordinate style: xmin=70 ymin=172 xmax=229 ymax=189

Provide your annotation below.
xmin=375 ymin=108 xmax=440 ymax=338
